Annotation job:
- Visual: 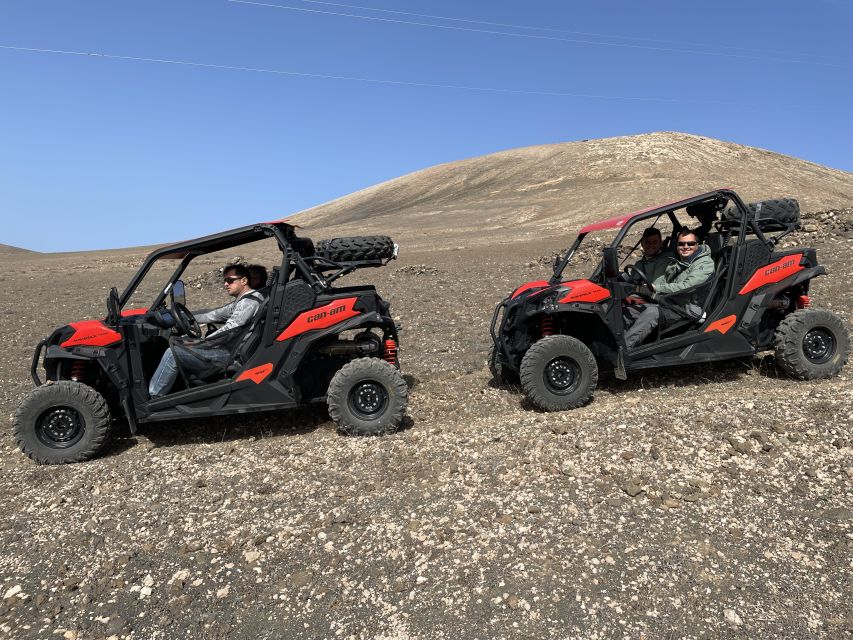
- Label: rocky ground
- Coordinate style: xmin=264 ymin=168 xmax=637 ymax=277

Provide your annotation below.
xmin=0 ymin=210 xmax=851 ymax=639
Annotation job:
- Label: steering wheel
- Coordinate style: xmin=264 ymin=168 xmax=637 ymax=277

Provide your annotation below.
xmin=624 ymin=264 xmax=653 ymax=285
xmin=623 ymin=265 xmax=657 ymax=300
xmin=172 ymin=303 xmax=202 ymax=339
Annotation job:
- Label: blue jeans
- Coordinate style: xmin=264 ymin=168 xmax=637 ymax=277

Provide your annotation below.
xmin=148 ymin=344 xmax=230 ymax=398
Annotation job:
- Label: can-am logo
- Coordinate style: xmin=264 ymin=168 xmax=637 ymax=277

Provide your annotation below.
xmin=307 ymin=304 xmax=347 ymax=324
xmin=765 ymin=258 xmax=795 ymax=276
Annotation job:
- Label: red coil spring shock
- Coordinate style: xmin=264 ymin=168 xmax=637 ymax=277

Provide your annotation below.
xmin=383 ymin=339 xmax=398 ymax=366
xmin=796 ymin=295 xmax=811 ymax=309
xmin=70 ymin=361 xmax=87 ymax=382
xmin=541 ymin=315 xmax=555 ymax=337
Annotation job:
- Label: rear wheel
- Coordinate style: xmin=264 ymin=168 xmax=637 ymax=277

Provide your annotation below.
xmin=773 ymin=308 xmax=849 ymax=379
xmin=520 ymin=335 xmax=598 ymax=411
xmin=327 ymin=358 xmax=408 ymax=435
xmin=13 ymin=381 xmax=112 ymax=464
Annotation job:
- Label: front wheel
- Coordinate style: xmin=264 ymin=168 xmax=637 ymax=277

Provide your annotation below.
xmin=327 ymin=358 xmax=408 ymax=436
xmin=520 ymin=335 xmax=598 ymax=411
xmin=13 ymin=381 xmax=112 ymax=464
xmin=773 ymin=308 xmax=849 ymax=379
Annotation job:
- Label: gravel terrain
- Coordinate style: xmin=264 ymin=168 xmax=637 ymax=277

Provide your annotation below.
xmin=1 ymin=205 xmax=851 ymax=639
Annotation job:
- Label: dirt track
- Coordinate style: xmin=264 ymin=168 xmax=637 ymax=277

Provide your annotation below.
xmin=0 ymin=210 xmax=851 ymax=639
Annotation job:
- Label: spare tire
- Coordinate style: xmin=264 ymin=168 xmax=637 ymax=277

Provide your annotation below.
xmin=315 ymin=236 xmax=395 ymax=262
xmin=722 ymin=198 xmax=800 ymax=226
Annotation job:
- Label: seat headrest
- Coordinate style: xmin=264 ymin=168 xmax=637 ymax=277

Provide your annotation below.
xmin=705 ymin=232 xmax=724 ymax=256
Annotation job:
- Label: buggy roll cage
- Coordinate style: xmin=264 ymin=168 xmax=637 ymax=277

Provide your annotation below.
xmin=548 ymin=189 xmax=787 ymax=285
xmin=118 ymin=221 xmax=396 ymax=314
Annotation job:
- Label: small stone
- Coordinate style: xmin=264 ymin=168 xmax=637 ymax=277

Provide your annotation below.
xmin=622 ymin=483 xmax=643 ymax=497
xmin=527 ymin=505 xmax=542 ymax=514
xmin=727 ymin=436 xmax=752 ymax=455
xmin=650 ymin=446 xmax=661 ymax=461
xmin=216 ymin=586 xmax=230 ymax=598
xmin=105 ymin=616 xmax=126 ymax=635
xmin=244 ymin=551 xmax=261 ymax=564
xmin=3 ymin=586 xmax=21 ymax=600
xmin=169 ymin=570 xmax=190 ymax=585
xmin=290 ymin=571 xmax=313 ymax=588
xmin=620 ymin=451 xmax=636 ymax=461
xmin=551 ymin=424 xmax=569 ymax=436
xmin=724 ymin=608 xmax=743 ymax=626
xmin=507 ymin=594 xmax=519 ymax=609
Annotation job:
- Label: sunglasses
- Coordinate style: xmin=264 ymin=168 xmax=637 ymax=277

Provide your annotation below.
xmin=677 ymin=241 xmax=698 ymax=247
xmin=223 ymin=275 xmax=245 ymax=284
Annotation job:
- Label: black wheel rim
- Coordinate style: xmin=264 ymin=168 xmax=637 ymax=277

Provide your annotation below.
xmin=35 ymin=406 xmax=85 ymax=449
xmin=802 ymin=327 xmax=836 ymax=364
xmin=543 ymin=356 xmax=581 ymax=395
xmin=348 ymin=380 xmax=389 ymax=419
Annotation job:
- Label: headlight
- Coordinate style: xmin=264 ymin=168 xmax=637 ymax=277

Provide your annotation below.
xmin=539 ymin=294 xmax=560 ymax=313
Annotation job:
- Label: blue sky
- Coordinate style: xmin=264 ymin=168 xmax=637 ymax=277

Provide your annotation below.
xmin=1 ymin=0 xmax=851 ymax=252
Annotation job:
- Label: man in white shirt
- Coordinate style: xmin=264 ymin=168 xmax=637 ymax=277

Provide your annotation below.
xmin=148 ymin=264 xmax=262 ymax=398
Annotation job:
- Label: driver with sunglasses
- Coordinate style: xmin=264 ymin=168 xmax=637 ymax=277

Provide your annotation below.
xmin=148 ymin=263 xmax=262 ymax=398
xmin=623 ymin=229 xmax=714 ymax=349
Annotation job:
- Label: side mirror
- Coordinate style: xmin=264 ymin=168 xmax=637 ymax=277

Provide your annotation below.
xmin=170 ymin=280 xmax=186 ymax=307
xmin=602 ymin=248 xmax=619 ymax=279
xmin=106 ymin=287 xmax=120 ymax=324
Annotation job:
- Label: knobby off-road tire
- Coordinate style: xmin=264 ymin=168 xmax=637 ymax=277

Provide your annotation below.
xmin=13 ymin=381 xmax=112 ymax=464
xmin=520 ymin=335 xmax=598 ymax=411
xmin=315 ymin=236 xmax=395 ymax=262
xmin=722 ymin=198 xmax=800 ymax=226
xmin=773 ymin=308 xmax=849 ymax=379
xmin=488 ymin=343 xmax=519 ymax=385
xmin=328 ymin=357 xmax=408 ymax=436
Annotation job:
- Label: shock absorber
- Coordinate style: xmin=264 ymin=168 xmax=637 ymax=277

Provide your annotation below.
xmin=796 ymin=295 xmax=811 ymax=309
xmin=70 ymin=361 xmax=88 ymax=382
xmin=540 ymin=315 xmax=555 ymax=337
xmin=383 ymin=339 xmax=398 ymax=366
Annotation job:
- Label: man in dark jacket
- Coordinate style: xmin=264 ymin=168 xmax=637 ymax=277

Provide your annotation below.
xmin=624 ymin=229 xmax=714 ymax=349
xmin=629 ymin=227 xmax=674 ymax=283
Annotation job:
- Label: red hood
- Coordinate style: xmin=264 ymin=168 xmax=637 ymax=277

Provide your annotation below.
xmin=60 ymin=320 xmax=122 ymax=348
xmin=511 ymin=279 xmax=610 ymax=304
xmin=557 ymin=279 xmax=610 ymax=304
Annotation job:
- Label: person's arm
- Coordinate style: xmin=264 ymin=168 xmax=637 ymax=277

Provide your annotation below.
xmin=195 ymin=302 xmax=234 ymax=326
xmin=206 ymin=296 xmax=260 ymax=338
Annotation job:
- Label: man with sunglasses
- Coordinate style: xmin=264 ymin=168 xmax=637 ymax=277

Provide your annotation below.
xmin=623 ymin=229 xmax=714 ymax=349
xmin=148 ymin=264 xmax=263 ymax=398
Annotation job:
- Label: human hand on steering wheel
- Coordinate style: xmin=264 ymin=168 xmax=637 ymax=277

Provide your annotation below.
xmin=624 ymin=265 xmax=656 ymax=300
xmin=172 ymin=302 xmax=202 ymax=339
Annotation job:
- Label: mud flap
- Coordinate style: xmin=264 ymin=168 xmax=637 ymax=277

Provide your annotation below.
xmin=615 ymin=347 xmax=627 ymax=380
